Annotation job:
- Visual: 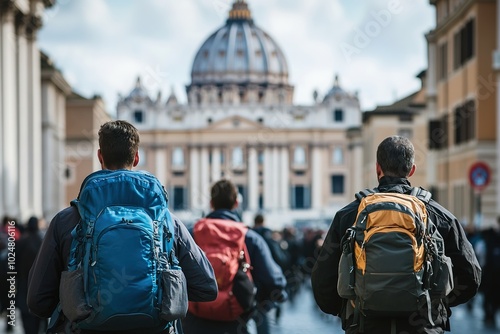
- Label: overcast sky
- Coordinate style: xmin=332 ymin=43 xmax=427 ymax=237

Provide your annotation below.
xmin=38 ymin=0 xmax=435 ymax=115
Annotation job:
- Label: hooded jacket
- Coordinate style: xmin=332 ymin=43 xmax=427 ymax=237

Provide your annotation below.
xmin=311 ymin=176 xmax=481 ymax=333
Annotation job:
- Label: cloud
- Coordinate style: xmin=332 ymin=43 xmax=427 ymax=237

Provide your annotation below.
xmin=38 ymin=0 xmax=435 ymax=114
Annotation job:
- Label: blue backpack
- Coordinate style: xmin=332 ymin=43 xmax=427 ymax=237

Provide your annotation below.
xmin=59 ymin=170 xmax=188 ymax=332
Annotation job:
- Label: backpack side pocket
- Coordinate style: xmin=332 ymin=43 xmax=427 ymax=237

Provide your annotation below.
xmin=59 ymin=269 xmax=92 ymax=322
xmin=160 ymin=268 xmax=188 ymax=322
xmin=338 ymin=228 xmax=356 ymax=300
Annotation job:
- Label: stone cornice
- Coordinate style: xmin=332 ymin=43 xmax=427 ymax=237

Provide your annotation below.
xmin=42 ymin=68 xmax=72 ymax=96
xmin=0 ymin=0 xmax=15 ymax=16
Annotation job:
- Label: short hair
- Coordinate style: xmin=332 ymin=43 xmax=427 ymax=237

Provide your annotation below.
xmin=211 ymin=179 xmax=237 ymax=210
xmin=98 ymin=120 xmax=140 ymax=169
xmin=254 ymin=214 xmax=264 ymax=225
xmin=376 ymin=136 xmax=415 ymax=178
xmin=27 ymin=216 xmax=39 ymax=233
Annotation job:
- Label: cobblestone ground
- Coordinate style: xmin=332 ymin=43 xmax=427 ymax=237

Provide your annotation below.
xmin=2 ymin=285 xmax=498 ymax=333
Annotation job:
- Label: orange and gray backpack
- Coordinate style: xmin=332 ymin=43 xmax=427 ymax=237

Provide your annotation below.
xmin=338 ymin=187 xmax=453 ymax=325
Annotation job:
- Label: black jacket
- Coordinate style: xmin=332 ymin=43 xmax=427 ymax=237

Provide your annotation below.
xmin=311 ymin=176 xmax=482 ymax=333
xmin=27 ymin=205 xmax=218 ymax=334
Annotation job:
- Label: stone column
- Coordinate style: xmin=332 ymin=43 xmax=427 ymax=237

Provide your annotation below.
xmin=272 ymin=146 xmax=280 ymax=209
xmin=263 ymin=147 xmax=273 ymax=209
xmin=1 ymin=9 xmax=19 ymax=217
xmin=280 ymin=146 xmax=289 ymax=210
xmin=248 ymin=146 xmax=259 ymax=211
xmin=211 ymin=147 xmax=221 ymax=184
xmin=190 ymin=147 xmax=200 ymax=211
xmin=17 ymin=14 xmax=30 ymax=221
xmin=155 ymin=147 xmax=166 ymax=186
xmin=200 ymin=146 xmax=210 ymax=212
xmin=29 ymin=22 xmax=43 ymax=217
xmin=311 ymin=145 xmax=323 ymax=209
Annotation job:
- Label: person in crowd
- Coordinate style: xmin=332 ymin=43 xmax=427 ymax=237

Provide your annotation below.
xmin=481 ymin=216 xmax=500 ymax=326
xmin=182 ymin=179 xmax=287 ymax=334
xmin=251 ymin=214 xmax=290 ymax=332
xmin=27 ymin=120 xmax=218 ymax=334
xmin=0 ymin=216 xmax=18 ymax=333
xmin=311 ymin=135 xmax=481 ymax=333
xmin=17 ymin=216 xmax=46 ymax=334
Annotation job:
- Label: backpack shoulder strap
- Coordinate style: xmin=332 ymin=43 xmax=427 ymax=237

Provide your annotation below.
xmin=355 ymin=188 xmax=378 ymax=201
xmin=410 ymin=187 xmax=432 ymax=204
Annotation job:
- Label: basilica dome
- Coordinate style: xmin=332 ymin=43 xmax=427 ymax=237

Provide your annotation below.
xmin=190 ymin=0 xmax=289 ymax=86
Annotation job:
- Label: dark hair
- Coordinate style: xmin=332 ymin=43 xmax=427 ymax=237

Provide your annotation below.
xmin=254 ymin=214 xmax=264 ymax=225
xmin=211 ymin=179 xmax=237 ymax=210
xmin=27 ymin=216 xmax=39 ymax=233
xmin=376 ymin=136 xmax=415 ymax=177
xmin=98 ymin=120 xmax=140 ymax=169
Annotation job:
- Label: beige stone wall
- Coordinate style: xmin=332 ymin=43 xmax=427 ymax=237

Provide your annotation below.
xmin=430 ymin=0 xmax=497 ymax=227
xmin=65 ymin=96 xmax=111 ymax=205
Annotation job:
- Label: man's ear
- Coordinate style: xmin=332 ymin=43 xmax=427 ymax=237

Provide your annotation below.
xmin=98 ymin=149 xmax=105 ymax=169
xmin=376 ymin=162 xmax=383 ymax=180
xmin=232 ymin=201 xmax=239 ymax=210
xmin=133 ymin=151 xmax=139 ymax=167
xmin=408 ymin=164 xmax=416 ymax=177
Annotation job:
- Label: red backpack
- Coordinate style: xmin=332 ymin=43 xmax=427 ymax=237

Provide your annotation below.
xmin=189 ymin=218 xmax=256 ymax=321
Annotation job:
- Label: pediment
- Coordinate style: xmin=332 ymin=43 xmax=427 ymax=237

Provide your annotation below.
xmin=207 ymin=115 xmax=264 ymax=131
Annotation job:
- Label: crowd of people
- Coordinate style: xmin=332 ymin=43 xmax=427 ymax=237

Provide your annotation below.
xmin=1 ymin=215 xmax=47 ymax=333
xmin=0 ymin=122 xmax=494 ymax=334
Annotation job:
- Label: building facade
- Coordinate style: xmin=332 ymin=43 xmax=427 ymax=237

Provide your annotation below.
xmin=426 ymin=0 xmax=497 ymax=228
xmin=65 ymin=93 xmax=111 ymax=205
xmin=362 ymin=72 xmax=429 ymax=190
xmin=117 ymin=0 xmax=363 ymax=228
xmin=0 ymin=0 xmax=62 ymax=222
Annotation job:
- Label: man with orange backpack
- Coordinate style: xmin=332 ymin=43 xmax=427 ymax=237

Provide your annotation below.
xmin=183 ymin=179 xmax=287 ymax=334
xmin=311 ymin=136 xmax=481 ymax=334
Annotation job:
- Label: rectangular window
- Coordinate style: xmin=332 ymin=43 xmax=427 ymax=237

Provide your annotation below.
xmin=291 ymin=185 xmax=311 ymax=209
xmin=258 ymin=150 xmax=264 ymax=165
xmin=429 ymin=114 xmax=449 ymax=150
xmin=172 ymin=147 xmax=184 ymax=167
xmin=232 ymin=147 xmax=244 ymax=168
xmin=237 ymin=185 xmax=247 ymax=210
xmin=333 ymin=109 xmax=344 ymax=122
xmin=332 ymin=147 xmax=344 ymax=165
xmin=438 ymin=42 xmax=448 ymax=80
xmin=331 ymin=175 xmax=345 ymax=194
xmin=454 ymin=100 xmax=475 ymax=145
xmin=173 ymin=187 xmax=186 ymax=210
xmin=134 ymin=110 xmax=144 ymax=123
xmin=453 ymin=18 xmax=475 ymax=69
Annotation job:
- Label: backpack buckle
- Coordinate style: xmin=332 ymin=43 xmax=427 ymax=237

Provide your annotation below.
xmin=86 ymin=222 xmax=94 ymax=238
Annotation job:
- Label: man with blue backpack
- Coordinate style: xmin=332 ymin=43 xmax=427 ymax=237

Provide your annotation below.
xmin=27 ymin=120 xmax=218 ymax=333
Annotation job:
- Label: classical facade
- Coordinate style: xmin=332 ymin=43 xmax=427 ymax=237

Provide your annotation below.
xmin=426 ymin=0 xmax=498 ymax=228
xmin=0 ymin=0 xmax=68 ymax=222
xmin=117 ymin=0 xmax=362 ymax=228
